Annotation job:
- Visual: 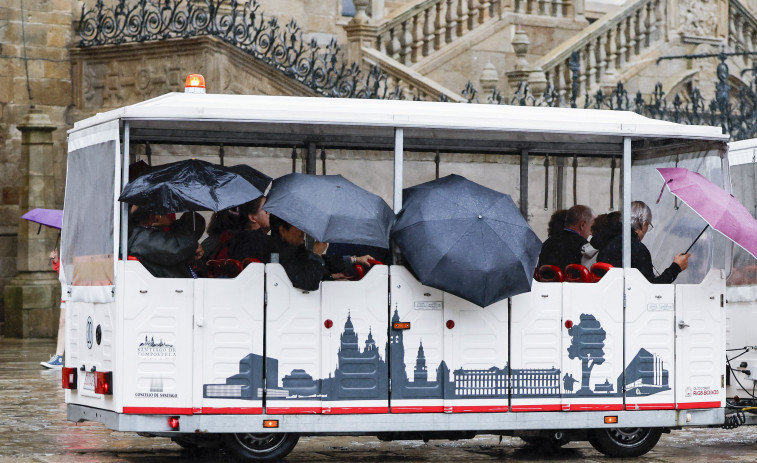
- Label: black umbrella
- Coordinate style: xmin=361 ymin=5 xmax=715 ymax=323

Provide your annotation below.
xmin=119 ymin=159 xmax=264 ymax=213
xmin=226 ymin=164 xmax=272 ymax=194
xmin=392 ymin=174 xmax=542 ymax=307
xmin=263 ymin=173 xmax=394 ymax=248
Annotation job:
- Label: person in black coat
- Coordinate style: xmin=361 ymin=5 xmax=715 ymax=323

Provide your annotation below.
xmin=597 ymin=201 xmax=690 ymax=284
xmin=538 ymin=205 xmax=595 ymax=270
xmin=128 ymin=207 xmax=200 ymax=278
xmin=229 ymin=196 xmax=273 ymax=262
xmin=269 ymin=215 xmax=376 ymax=291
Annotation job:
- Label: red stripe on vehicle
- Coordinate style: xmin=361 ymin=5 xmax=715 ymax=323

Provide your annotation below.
xmin=390 ymin=406 xmax=445 ymax=413
xmin=567 ymin=404 xmax=624 ymax=411
xmin=200 ymin=407 xmax=263 ymax=414
xmin=676 ymin=401 xmax=722 ymax=409
xmin=510 ymin=404 xmax=563 ymax=412
xmin=265 ymin=407 xmax=321 ymax=414
xmin=625 ymin=403 xmax=675 ymax=410
xmin=450 ymin=405 xmax=509 ymax=413
xmin=323 ymin=407 xmax=389 ymax=414
xmin=123 ymin=407 xmax=194 ymax=415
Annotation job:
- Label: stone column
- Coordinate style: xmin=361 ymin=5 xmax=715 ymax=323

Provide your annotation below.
xmin=4 ymin=109 xmax=61 ymax=338
xmin=344 ymin=1 xmax=379 ymax=66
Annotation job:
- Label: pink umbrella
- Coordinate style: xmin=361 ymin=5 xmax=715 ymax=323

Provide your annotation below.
xmin=656 ymin=167 xmax=757 ymax=259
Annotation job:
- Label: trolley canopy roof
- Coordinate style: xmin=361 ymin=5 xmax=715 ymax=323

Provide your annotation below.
xmin=71 ymin=93 xmax=729 ymax=155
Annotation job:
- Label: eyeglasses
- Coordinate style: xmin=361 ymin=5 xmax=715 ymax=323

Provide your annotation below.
xmin=647 ymin=222 xmax=654 ymax=229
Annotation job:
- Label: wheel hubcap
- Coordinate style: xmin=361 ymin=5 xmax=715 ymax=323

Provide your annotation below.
xmin=607 ymin=428 xmax=648 ymax=447
xmin=234 ymin=433 xmax=288 ymax=454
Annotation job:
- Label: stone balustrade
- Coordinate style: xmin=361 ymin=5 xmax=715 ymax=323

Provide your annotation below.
xmin=534 ymin=0 xmax=665 ymax=100
xmin=729 ymin=0 xmax=757 ymax=67
xmin=361 ymin=47 xmax=467 ymax=100
xmin=373 ymin=0 xmax=503 ymax=66
xmin=513 ymin=0 xmax=574 ymax=17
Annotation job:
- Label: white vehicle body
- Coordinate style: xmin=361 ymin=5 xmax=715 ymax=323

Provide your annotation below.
xmin=62 ymin=93 xmax=732 ymax=459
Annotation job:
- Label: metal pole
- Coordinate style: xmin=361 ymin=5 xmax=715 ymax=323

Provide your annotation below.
xmin=121 ymin=122 xmax=130 ymax=261
xmin=393 ymin=128 xmax=404 ymax=213
xmin=520 ymin=149 xmax=529 ymax=218
xmin=307 ymin=141 xmax=316 ymax=175
xmin=622 ymin=137 xmax=631 ymax=269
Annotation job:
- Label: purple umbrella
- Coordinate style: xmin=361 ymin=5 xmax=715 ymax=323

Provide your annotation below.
xmin=21 ymin=208 xmax=63 ymax=230
xmin=656 ymin=167 xmax=757 ymax=258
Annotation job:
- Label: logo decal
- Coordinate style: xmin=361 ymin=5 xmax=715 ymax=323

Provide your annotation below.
xmin=138 ymin=336 xmax=176 ymax=360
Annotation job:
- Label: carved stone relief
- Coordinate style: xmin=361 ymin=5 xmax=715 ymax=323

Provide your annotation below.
xmin=679 ymin=0 xmax=719 ymax=38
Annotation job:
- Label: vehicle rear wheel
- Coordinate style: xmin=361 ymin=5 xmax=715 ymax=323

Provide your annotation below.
xmin=223 ymin=433 xmax=299 ymax=462
xmin=589 ymin=427 xmax=662 ymax=458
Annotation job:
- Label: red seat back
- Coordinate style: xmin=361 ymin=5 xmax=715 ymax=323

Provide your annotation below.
xmin=590 ymin=262 xmax=613 ymax=282
xmin=206 ymin=259 xmax=243 ymax=278
xmin=536 ymin=265 xmax=564 ymax=283
xmin=565 ymin=264 xmax=591 ymax=283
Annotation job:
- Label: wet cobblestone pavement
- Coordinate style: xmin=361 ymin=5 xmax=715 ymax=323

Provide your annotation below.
xmin=2 ymin=338 xmax=757 ymax=462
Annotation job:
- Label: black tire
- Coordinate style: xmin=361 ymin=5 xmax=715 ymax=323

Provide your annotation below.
xmin=520 ymin=434 xmax=570 ymax=452
xmin=589 ymin=427 xmax=662 ymax=458
xmin=223 ymin=433 xmax=299 ymax=462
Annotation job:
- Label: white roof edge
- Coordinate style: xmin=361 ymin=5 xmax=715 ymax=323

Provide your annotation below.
xmin=69 ymin=92 xmax=729 ymax=141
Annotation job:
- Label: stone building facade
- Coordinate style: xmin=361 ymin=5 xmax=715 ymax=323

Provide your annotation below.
xmin=0 ymin=0 xmax=754 ymax=335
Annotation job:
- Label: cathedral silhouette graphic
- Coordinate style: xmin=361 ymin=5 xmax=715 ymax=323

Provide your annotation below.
xmin=204 ymin=311 xmax=669 ymax=401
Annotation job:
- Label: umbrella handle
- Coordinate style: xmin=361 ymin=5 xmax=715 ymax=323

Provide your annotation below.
xmin=684 ymin=224 xmax=710 ymax=255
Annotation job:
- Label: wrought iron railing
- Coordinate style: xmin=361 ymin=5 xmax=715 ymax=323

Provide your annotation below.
xmin=78 ymin=0 xmax=391 ymax=98
xmin=78 ymin=0 xmax=757 ymax=140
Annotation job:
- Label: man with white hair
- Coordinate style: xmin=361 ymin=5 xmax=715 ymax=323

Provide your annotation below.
xmin=597 ymin=201 xmax=690 ymax=284
xmin=538 ymin=204 xmax=595 ymax=270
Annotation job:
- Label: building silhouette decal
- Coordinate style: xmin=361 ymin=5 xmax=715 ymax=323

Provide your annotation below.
xmin=204 ymin=311 xmax=669 ymax=401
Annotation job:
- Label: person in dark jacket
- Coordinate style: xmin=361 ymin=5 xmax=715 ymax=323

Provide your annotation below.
xmin=538 ymin=205 xmax=595 ymax=269
xmin=269 ymin=215 xmax=375 ymax=291
xmin=229 ymin=196 xmax=272 ymax=262
xmin=582 ymin=211 xmax=622 ymax=266
xmin=128 ymin=207 xmax=200 ymax=278
xmin=597 ymin=201 xmax=690 ymax=284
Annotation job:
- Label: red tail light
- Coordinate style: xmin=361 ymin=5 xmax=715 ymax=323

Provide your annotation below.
xmin=168 ymin=417 xmax=180 ymax=430
xmin=94 ymin=371 xmax=113 ymax=395
xmin=62 ymin=367 xmax=77 ymax=390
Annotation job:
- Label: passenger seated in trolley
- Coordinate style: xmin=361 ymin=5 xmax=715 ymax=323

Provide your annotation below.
xmin=128 ymin=206 xmax=202 ymax=278
xmin=597 ymin=200 xmax=690 ymax=284
xmin=538 ymin=205 xmax=595 ymax=269
xmin=268 ymin=214 xmax=375 ymax=291
xmin=229 ymin=196 xmax=272 ymax=263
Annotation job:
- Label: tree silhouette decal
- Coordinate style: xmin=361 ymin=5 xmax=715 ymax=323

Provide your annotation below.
xmin=567 ymin=313 xmax=606 ymax=395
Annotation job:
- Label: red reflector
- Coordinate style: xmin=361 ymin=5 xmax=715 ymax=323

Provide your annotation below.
xmin=565 ymin=320 xmax=573 ymax=329
xmin=324 ymin=319 xmax=333 ymax=329
xmin=168 ymin=417 xmax=180 ymax=430
xmin=62 ymin=367 xmax=77 ymax=390
xmin=393 ymin=322 xmax=410 ymax=330
xmin=94 ymin=371 xmax=113 ymax=395
xmin=446 ymin=320 xmax=455 ymax=329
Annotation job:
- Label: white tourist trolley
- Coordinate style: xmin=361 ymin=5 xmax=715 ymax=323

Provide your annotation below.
xmin=62 ymin=90 xmax=732 ymax=461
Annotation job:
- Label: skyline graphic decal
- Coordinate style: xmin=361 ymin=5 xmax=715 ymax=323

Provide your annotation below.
xmin=204 ymin=311 xmax=669 ymax=401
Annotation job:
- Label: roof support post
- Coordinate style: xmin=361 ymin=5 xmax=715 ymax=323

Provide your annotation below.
xmin=520 ymin=149 xmax=529 ymax=219
xmin=393 ymin=128 xmax=404 ymax=214
xmin=622 ymin=137 xmax=632 ymax=268
xmin=121 ymin=122 xmax=130 ymax=261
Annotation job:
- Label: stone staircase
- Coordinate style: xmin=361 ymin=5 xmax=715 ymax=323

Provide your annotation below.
xmin=352 ymin=0 xmax=757 ymax=103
